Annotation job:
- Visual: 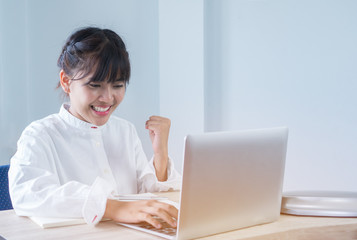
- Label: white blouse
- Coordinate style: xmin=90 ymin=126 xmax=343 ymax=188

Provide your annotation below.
xmin=8 ymin=104 xmax=181 ymax=225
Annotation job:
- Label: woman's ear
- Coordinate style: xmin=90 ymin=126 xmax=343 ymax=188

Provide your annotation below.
xmin=59 ymin=70 xmax=71 ymax=94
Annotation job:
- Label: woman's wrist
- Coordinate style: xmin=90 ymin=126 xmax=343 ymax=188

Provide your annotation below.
xmin=153 ymin=153 xmax=168 ymax=181
xmin=103 ymin=199 xmax=120 ymax=220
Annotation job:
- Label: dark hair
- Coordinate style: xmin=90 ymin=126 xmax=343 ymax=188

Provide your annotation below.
xmin=57 ymin=27 xmax=130 ymax=87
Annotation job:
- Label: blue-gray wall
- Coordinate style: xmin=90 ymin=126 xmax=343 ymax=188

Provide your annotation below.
xmin=205 ymin=0 xmax=357 ymax=191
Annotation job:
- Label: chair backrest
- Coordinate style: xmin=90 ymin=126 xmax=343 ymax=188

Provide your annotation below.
xmin=0 ymin=164 xmax=13 ymax=210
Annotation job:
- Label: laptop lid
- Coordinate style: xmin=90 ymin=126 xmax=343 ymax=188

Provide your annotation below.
xmin=176 ymin=127 xmax=288 ymax=239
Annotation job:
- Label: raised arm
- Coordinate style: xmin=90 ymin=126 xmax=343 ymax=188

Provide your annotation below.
xmin=145 ymin=116 xmax=171 ymax=181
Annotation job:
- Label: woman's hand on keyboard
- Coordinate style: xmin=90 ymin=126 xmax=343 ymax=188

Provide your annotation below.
xmin=103 ymin=199 xmax=178 ymax=229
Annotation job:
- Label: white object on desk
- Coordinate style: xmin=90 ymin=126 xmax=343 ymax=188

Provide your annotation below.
xmin=281 ymin=191 xmax=357 ymax=217
xmin=30 ymin=216 xmax=85 ymax=228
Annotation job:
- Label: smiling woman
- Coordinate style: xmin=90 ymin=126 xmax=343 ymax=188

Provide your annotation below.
xmin=57 ymin=28 xmax=129 ymax=126
xmin=60 ymin=71 xmax=126 ymax=126
xmin=61 ymin=73 xmax=126 ymax=126
xmin=8 ymin=27 xmax=181 ymax=229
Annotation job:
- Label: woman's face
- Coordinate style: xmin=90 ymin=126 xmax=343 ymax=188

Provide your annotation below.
xmin=64 ymin=71 xmax=126 ymax=126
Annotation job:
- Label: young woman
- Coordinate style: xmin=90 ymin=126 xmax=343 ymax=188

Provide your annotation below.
xmin=8 ymin=27 xmax=181 ymax=229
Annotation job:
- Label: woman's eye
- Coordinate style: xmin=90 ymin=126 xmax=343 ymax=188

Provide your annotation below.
xmin=114 ymin=84 xmax=124 ymax=89
xmin=89 ymin=84 xmax=101 ymax=88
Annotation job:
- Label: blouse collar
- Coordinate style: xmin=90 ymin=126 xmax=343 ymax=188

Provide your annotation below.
xmin=59 ymin=103 xmax=106 ymax=131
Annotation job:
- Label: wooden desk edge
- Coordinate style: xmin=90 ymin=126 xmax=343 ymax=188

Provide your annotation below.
xmin=1 ymin=191 xmax=357 ymax=240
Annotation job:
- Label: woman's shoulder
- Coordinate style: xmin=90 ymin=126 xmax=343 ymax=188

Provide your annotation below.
xmin=22 ymin=113 xmax=62 ymax=137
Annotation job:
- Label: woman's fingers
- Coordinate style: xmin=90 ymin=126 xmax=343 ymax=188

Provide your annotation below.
xmin=144 ymin=201 xmax=178 ymax=228
xmin=106 ymin=199 xmax=178 ymax=229
xmin=138 ymin=212 xmax=162 ymax=228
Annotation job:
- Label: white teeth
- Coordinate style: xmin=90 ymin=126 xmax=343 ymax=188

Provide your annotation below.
xmin=92 ymin=106 xmax=110 ymax=112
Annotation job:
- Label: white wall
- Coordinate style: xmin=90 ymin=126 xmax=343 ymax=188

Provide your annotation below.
xmin=159 ymin=0 xmax=205 ymax=170
xmin=0 ymin=0 xmax=29 ymax=164
xmin=205 ymin=0 xmax=357 ymax=192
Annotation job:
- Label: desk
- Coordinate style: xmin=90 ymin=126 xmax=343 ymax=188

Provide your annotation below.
xmin=1 ymin=191 xmax=357 ymax=240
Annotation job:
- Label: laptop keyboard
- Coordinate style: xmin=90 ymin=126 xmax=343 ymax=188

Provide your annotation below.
xmin=133 ymin=217 xmax=177 ymax=237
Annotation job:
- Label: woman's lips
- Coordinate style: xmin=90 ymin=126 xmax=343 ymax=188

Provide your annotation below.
xmin=91 ymin=105 xmax=111 ymax=115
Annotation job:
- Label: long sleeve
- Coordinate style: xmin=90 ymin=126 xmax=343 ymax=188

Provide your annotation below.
xmin=139 ymin=157 xmax=182 ymax=193
xmin=9 ymin=127 xmax=88 ymax=218
xmin=8 ymin=121 xmax=113 ymax=225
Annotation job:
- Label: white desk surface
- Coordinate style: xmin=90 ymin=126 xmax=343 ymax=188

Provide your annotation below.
xmin=1 ymin=191 xmax=357 ymax=240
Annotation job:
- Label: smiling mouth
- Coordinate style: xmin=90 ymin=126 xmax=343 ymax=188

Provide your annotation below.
xmin=91 ymin=106 xmax=111 ymax=112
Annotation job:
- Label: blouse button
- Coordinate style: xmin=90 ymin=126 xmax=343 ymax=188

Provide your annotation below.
xmin=95 ymin=141 xmax=100 ymax=147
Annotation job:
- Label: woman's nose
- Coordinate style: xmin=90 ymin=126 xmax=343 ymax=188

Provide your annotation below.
xmin=99 ymin=86 xmax=114 ymax=102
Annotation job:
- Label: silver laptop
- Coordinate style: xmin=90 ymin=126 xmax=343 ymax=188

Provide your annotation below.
xmin=119 ymin=127 xmax=289 ymax=239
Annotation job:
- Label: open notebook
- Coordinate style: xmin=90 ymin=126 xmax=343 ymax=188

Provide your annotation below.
xmin=30 ymin=216 xmax=85 ymax=228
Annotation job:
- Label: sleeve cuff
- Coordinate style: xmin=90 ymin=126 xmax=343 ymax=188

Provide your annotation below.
xmin=82 ymin=177 xmax=114 ymax=225
xmin=140 ymin=157 xmax=182 ymax=193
